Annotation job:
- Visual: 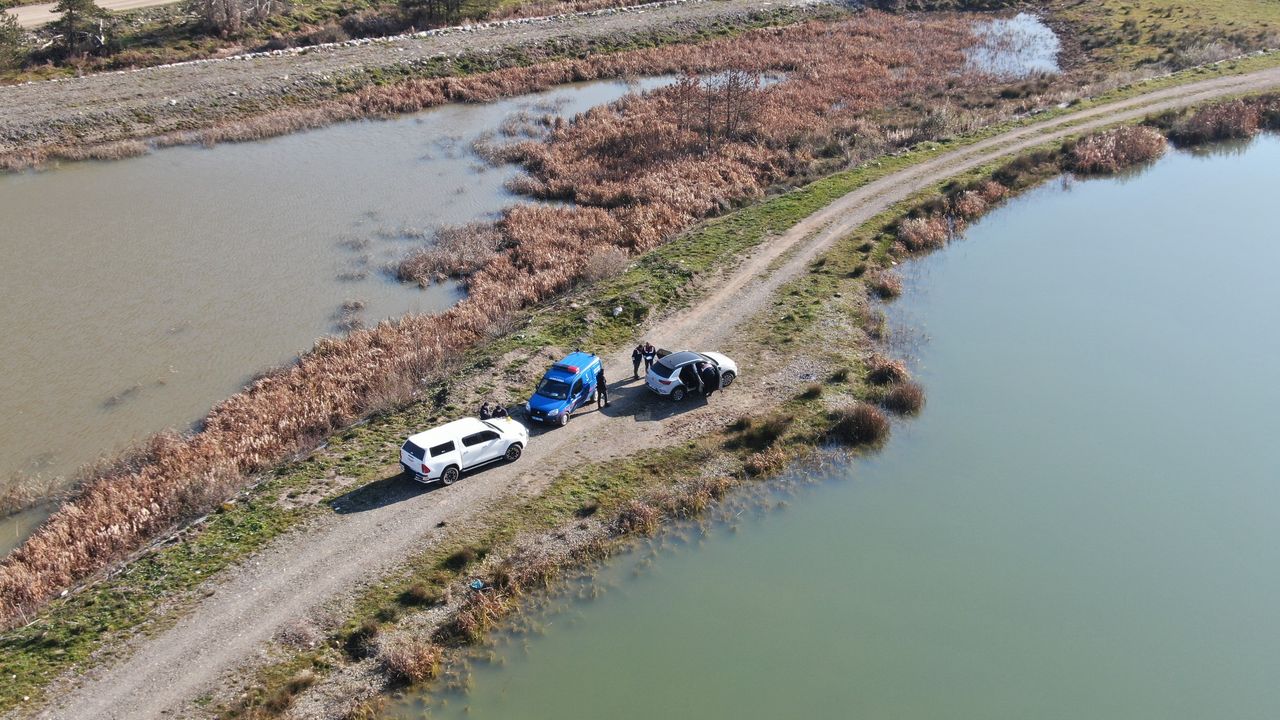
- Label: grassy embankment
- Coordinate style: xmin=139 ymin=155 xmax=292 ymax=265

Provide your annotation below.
xmin=1051 ymin=0 xmax=1280 ymax=69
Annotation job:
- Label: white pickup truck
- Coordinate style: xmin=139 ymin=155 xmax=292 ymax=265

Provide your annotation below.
xmin=399 ymin=417 xmax=528 ymax=485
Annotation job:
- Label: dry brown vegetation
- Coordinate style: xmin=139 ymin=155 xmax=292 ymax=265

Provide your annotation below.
xmin=1165 ymin=96 xmax=1280 ymax=146
xmin=882 ymin=381 xmax=926 ymax=415
xmin=378 ymin=636 xmax=442 ymax=684
xmin=896 ymin=215 xmax=951 ymax=253
xmin=1067 ymin=125 xmax=1167 ymax=174
xmin=866 ymin=354 xmax=910 ymax=386
xmin=827 ymin=403 xmax=890 ymax=447
xmin=867 ymin=269 xmax=903 ymax=299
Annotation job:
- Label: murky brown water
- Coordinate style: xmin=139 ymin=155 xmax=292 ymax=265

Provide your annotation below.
xmin=0 ymin=77 xmax=671 ymax=555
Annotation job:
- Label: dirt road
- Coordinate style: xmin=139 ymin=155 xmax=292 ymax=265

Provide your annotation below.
xmin=0 ymin=0 xmax=826 ymax=153
xmin=6 ymin=0 xmax=182 ymax=29
xmin=27 ymin=65 xmax=1280 ymax=720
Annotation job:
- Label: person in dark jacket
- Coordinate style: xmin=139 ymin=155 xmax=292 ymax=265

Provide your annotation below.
xmin=492 ymin=404 xmax=508 ymax=418
xmin=642 ymin=342 xmax=657 ymax=373
xmin=479 ymin=401 xmax=492 ymax=420
xmin=596 ymin=368 xmax=610 ymax=408
xmin=699 ymin=363 xmax=721 ymax=398
xmin=632 ymin=344 xmax=644 ymax=379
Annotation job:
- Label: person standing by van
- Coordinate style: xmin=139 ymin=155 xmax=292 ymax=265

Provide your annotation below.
xmin=479 ymin=401 xmax=492 ymax=420
xmin=597 ymin=368 xmax=610 ymax=408
xmin=642 ymin=342 xmax=657 ymax=373
xmin=632 ymin=344 xmax=644 ymax=379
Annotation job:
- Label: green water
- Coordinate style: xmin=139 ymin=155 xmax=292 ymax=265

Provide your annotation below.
xmin=393 ymin=136 xmax=1280 ymax=719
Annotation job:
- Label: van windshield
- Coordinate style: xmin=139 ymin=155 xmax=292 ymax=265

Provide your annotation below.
xmin=535 ymin=377 xmax=571 ymax=400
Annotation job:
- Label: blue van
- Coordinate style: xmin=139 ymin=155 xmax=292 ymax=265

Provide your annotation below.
xmin=524 ymin=352 xmax=603 ymax=426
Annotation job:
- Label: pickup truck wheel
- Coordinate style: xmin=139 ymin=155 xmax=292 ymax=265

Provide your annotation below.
xmin=505 ymin=443 xmax=523 ymax=462
xmin=671 ymin=387 xmax=687 ymax=402
xmin=558 ymin=412 xmax=570 ymax=426
xmin=721 ymin=371 xmax=736 ymax=388
xmin=441 ymin=466 xmax=460 ymax=485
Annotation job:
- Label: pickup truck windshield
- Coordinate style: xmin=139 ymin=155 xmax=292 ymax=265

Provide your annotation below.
xmin=536 ymin=377 xmax=571 ymax=400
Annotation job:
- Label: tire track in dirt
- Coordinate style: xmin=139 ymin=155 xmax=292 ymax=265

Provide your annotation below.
xmin=28 ymin=65 xmax=1280 ymax=720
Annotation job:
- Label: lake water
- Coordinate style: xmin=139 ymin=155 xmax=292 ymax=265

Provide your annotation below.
xmin=967 ymin=13 xmax=1061 ymax=78
xmin=0 ymin=77 xmax=674 ymax=555
xmin=393 ymin=135 xmax=1280 ymax=719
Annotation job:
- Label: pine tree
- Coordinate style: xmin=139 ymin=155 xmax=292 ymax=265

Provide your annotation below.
xmin=0 ymin=13 xmax=25 ymax=71
xmin=53 ymin=0 xmax=103 ymax=56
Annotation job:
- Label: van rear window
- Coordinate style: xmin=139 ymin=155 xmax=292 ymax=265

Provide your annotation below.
xmin=402 ymin=441 xmax=426 ymax=460
xmin=429 ymin=441 xmax=455 ymax=457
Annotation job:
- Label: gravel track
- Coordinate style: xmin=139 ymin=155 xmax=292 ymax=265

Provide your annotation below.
xmin=0 ymin=0 xmax=826 ymax=152
xmin=23 ymin=64 xmax=1280 ymax=720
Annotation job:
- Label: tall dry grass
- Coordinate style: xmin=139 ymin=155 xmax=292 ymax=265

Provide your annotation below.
xmin=1067 ymin=125 xmax=1167 ymax=174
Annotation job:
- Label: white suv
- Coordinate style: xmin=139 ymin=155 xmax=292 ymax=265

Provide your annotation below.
xmin=400 ymin=416 xmax=528 ymax=485
xmin=646 ymin=351 xmax=739 ymax=401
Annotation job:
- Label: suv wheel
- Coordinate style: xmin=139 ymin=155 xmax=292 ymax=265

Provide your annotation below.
xmin=505 ymin=443 xmax=523 ymax=462
xmin=441 ymin=466 xmax=460 ymax=485
xmin=721 ymin=371 xmax=736 ymax=388
xmin=671 ymin=386 xmax=687 ymax=402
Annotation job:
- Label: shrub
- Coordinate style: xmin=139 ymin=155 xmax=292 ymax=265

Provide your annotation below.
xmin=829 ymin=367 xmax=850 ymax=383
xmin=0 ymin=13 xmax=24 ymax=72
xmin=897 ymin=215 xmax=949 ymax=253
xmin=613 ymin=500 xmax=659 ymax=535
xmin=949 ymin=189 xmax=988 ymax=219
xmin=1168 ymin=100 xmax=1261 ymax=146
xmin=442 ymin=546 xmax=483 ymax=572
xmin=798 ymin=383 xmax=823 ymax=400
xmin=571 ymin=496 xmax=601 ymax=518
xmin=866 ymin=355 xmax=909 ymax=385
xmin=827 ymin=404 xmax=890 ymax=447
xmin=736 ymin=413 xmax=793 ymax=451
xmin=582 ymin=246 xmax=631 ymax=283
xmin=398 ymin=583 xmax=438 ymax=607
xmin=881 ymin=381 xmax=926 ymax=415
xmin=344 ymin=619 xmax=381 ymax=658
xmin=379 ymin=636 xmax=442 ymax=684
xmin=744 ymin=445 xmax=788 ymax=476
xmin=868 ymin=270 xmax=903 ymax=299
xmin=1068 ymin=126 xmax=1167 ymax=174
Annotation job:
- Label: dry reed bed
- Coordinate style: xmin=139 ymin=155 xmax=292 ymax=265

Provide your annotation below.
xmin=0 ymin=13 xmax=1059 ymax=626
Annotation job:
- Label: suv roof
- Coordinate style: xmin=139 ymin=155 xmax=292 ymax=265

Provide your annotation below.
xmin=656 ymin=351 xmax=705 ymax=368
xmin=406 ymin=418 xmax=489 ymax=446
